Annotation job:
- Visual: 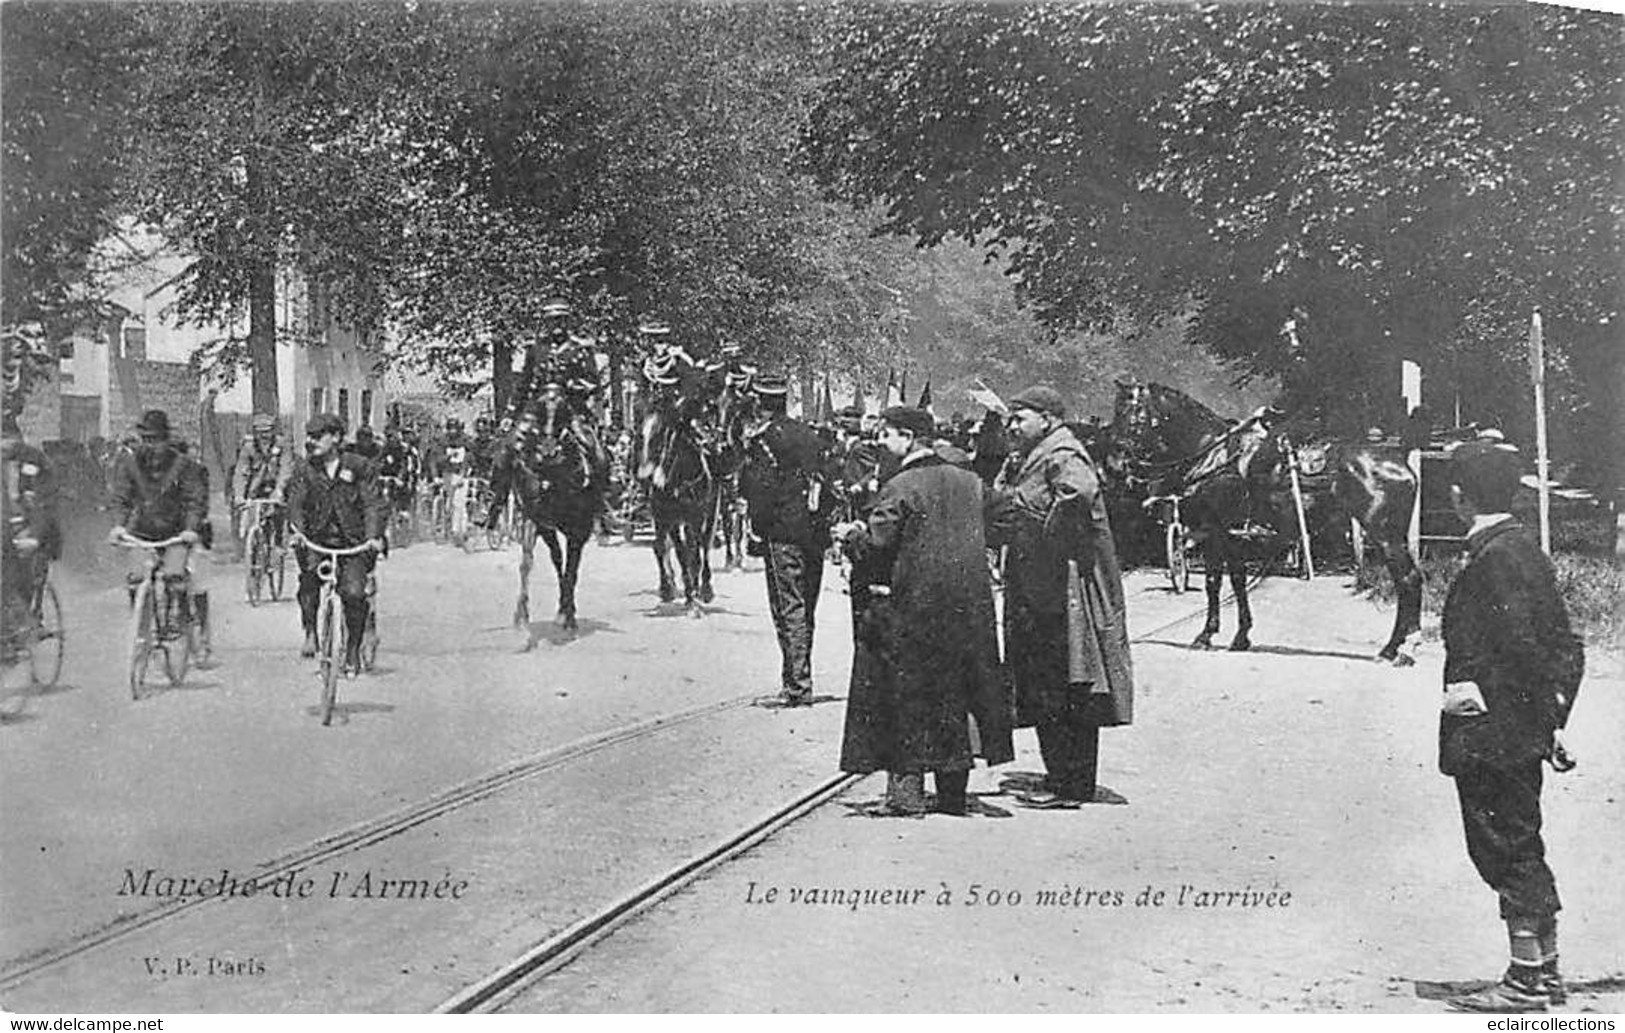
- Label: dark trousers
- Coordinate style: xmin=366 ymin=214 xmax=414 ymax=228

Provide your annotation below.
xmin=1454 ymin=760 xmax=1560 ymax=924
xmin=295 ymin=545 xmax=375 ymax=651
xmin=763 ymin=541 xmax=823 ymax=697
xmin=1035 ymin=703 xmax=1101 ymax=801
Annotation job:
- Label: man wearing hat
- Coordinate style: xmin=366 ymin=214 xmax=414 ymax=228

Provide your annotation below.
xmin=1437 ymin=439 xmax=1584 ymax=1013
xmin=832 ymin=406 xmax=1012 ymax=815
xmin=233 ymin=413 xmax=291 ymax=548
xmin=987 ymin=385 xmax=1133 ymax=809
xmin=1 ymin=411 xmax=61 ymax=666
xmin=739 ymin=372 xmax=834 ymax=707
xmin=108 ymin=409 xmax=213 ymax=647
xmin=285 ymin=413 xmax=388 ymax=668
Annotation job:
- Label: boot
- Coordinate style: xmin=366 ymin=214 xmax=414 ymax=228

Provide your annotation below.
xmin=301 ymin=630 xmax=318 ymax=658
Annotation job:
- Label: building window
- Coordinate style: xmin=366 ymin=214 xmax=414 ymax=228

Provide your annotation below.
xmin=310 ymin=387 xmax=325 ymax=419
xmin=122 ymin=326 xmax=147 ymax=361
xmin=337 ymin=388 xmax=350 ymax=429
xmin=360 ymin=389 xmax=373 ymax=427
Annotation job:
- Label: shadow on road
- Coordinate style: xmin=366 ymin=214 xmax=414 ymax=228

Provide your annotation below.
xmin=640 ymin=602 xmax=751 ymax=620
xmin=301 ymin=700 xmax=397 ymax=725
xmin=523 ymin=617 xmax=616 ymax=651
xmin=1134 ymin=638 xmax=1378 ymax=663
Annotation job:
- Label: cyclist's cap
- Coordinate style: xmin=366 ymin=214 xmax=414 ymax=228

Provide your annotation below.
xmin=306 ymin=413 xmax=345 ymax=437
xmin=1008 ymin=385 xmax=1067 ymax=419
xmin=354 ymin=425 xmax=375 ymax=440
xmin=638 ymin=319 xmax=671 ymax=337
xmin=542 ymin=297 xmax=573 ymax=318
xmin=135 ymin=409 xmax=171 ymax=436
xmin=251 ymin=413 xmax=277 ymax=431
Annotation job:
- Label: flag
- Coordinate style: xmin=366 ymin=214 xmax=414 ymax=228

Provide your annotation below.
xmin=917 ymin=379 xmax=934 ymax=415
xmin=818 ymin=376 xmax=834 ymax=424
xmin=852 ymin=377 xmax=866 ymax=416
xmin=897 ymin=370 xmax=908 ymax=409
xmin=883 ymin=367 xmax=901 ymax=407
xmin=967 ymin=379 xmax=1006 ymax=415
xmin=1529 ymin=308 xmax=1545 ymax=385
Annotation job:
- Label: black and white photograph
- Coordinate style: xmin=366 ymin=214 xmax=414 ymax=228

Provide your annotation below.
xmin=1 ymin=0 xmax=1620 ymax=1017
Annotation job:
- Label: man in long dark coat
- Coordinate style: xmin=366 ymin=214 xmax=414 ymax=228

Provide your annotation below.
xmin=833 ymin=406 xmax=1012 ymax=817
xmin=988 ymin=385 xmax=1133 ymax=809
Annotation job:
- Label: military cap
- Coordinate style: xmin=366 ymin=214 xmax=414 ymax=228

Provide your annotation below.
xmin=135 ymin=409 xmax=172 ymax=437
xmin=541 ymin=297 xmax=573 ymax=319
xmin=251 ymin=412 xmax=277 ymax=432
xmin=879 ymin=405 xmax=934 ymax=439
xmin=306 ymin=412 xmax=345 ymax=437
xmin=751 ymin=372 xmax=790 ymax=397
xmin=1007 ymin=384 xmax=1067 ymax=418
xmin=638 ymin=319 xmax=671 ymax=337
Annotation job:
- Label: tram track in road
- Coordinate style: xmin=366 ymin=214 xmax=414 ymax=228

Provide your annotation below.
xmin=0 ymin=692 xmax=760 ymax=993
xmin=441 ymin=585 xmax=1244 ymax=1013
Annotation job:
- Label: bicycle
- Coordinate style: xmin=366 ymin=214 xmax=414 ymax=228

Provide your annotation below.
xmin=297 ymin=538 xmax=381 ymax=726
xmin=114 ymin=533 xmax=200 ymax=699
xmin=378 ymin=475 xmax=414 ymax=547
xmin=239 ymin=497 xmax=287 ymax=606
xmin=1 ymin=552 xmax=64 ymax=718
xmin=1142 ymin=493 xmax=1194 ymax=594
xmin=459 ymin=476 xmax=491 ymax=552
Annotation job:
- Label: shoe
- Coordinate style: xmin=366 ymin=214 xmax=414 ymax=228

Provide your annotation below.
xmin=753 ymin=692 xmax=812 ymax=709
xmin=300 ymin=632 xmax=318 ymax=658
xmin=1541 ymin=963 xmax=1566 ymax=1006
xmin=1012 ymin=790 xmax=1084 ymax=811
xmin=1446 ymin=972 xmax=1550 ymax=1013
xmin=344 ymin=644 xmax=362 ymax=674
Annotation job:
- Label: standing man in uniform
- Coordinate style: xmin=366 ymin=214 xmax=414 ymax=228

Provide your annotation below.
xmin=285 ymin=413 xmax=387 ymax=669
xmin=832 ymin=406 xmax=1011 ymax=815
xmin=738 ymin=372 xmax=833 ymax=708
xmin=988 ymin=385 xmax=1133 ymax=809
xmin=1439 ymin=440 xmax=1584 ymax=1013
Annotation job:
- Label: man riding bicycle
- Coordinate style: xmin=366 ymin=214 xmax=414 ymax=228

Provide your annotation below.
xmin=108 ymin=409 xmax=213 ymax=655
xmin=285 ymin=413 xmax=387 ymax=668
xmin=232 ymin=412 xmax=291 ymax=549
xmin=2 ymin=413 xmax=61 ymax=666
xmin=375 ymin=423 xmax=417 ymax=535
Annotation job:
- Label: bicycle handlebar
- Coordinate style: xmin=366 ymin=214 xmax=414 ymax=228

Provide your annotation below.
xmin=113 ymin=533 xmax=191 ymax=549
xmin=297 ymin=539 xmax=379 ymax=558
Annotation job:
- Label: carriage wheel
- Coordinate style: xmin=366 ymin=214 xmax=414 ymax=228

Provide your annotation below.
xmin=29 ymin=580 xmax=65 ymax=689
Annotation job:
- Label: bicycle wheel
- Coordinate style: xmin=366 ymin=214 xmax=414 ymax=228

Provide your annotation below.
xmin=1166 ymin=522 xmax=1190 ymax=594
xmin=128 ymin=576 xmax=156 ymax=700
xmin=29 ymin=580 xmax=64 ymax=688
xmin=360 ymin=600 xmax=379 ymax=672
xmin=244 ymin=525 xmax=265 ymax=606
xmin=317 ymin=589 xmax=341 ymax=725
xmin=161 ymin=583 xmax=192 ymax=687
xmin=268 ymin=542 xmax=287 ymax=600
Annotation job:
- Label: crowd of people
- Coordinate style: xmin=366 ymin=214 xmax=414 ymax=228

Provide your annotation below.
xmin=0 ymin=319 xmax=1590 ymax=1015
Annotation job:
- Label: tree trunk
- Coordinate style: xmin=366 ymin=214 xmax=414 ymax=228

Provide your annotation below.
xmin=246 ymin=159 xmax=278 ymax=418
xmin=798 ymin=354 xmax=813 ymax=420
xmin=492 ymin=335 xmax=515 ymax=416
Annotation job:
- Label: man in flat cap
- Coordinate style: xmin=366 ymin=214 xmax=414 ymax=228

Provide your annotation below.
xmin=739 ymin=372 xmax=834 ymax=707
xmin=987 ymin=385 xmax=1133 ymax=809
xmin=832 ymin=406 xmax=1012 ymax=815
xmin=1438 ymin=439 xmax=1584 ymax=1013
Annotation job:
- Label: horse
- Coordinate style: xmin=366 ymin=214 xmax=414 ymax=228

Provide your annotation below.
xmin=1109 ymin=380 xmax=1422 ymax=662
xmin=710 ymin=377 xmax=755 ymax=571
xmin=636 ymin=379 xmax=723 ymax=615
xmin=503 ymin=381 xmax=602 ymax=636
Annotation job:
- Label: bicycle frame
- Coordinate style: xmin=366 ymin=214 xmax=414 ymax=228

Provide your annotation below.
xmin=299 ymin=538 xmax=379 ymax=726
xmin=114 ymin=533 xmax=195 ymax=696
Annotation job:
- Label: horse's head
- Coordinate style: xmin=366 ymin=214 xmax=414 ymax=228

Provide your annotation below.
xmin=520 ymin=380 xmax=575 ymax=469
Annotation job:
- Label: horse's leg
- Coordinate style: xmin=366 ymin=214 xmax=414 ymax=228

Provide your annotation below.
xmin=1375 ymin=535 xmax=1421 ymax=665
xmin=698 ymin=491 xmax=718 ymax=604
xmin=651 ymin=508 xmax=675 ymax=603
xmin=678 ymin=515 xmax=703 ymax=616
xmin=514 ymin=518 xmax=536 ymax=630
xmin=1228 ymin=541 xmax=1253 ymax=652
xmin=1192 ymin=533 xmax=1223 ymax=650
